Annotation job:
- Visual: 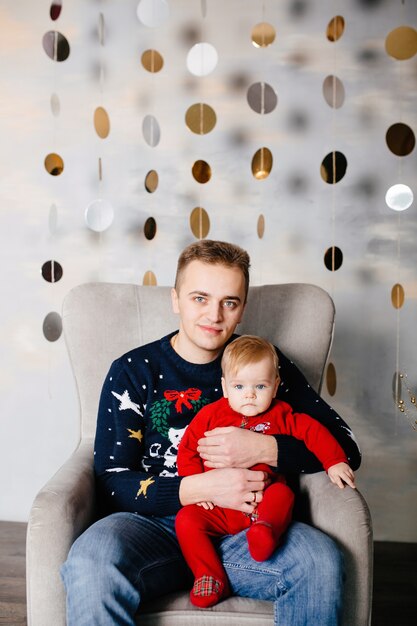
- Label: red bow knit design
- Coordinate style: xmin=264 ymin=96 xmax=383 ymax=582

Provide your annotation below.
xmin=164 ymin=388 xmax=202 ymax=413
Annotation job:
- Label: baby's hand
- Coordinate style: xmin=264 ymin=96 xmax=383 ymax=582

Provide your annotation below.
xmin=327 ymin=462 xmax=356 ymax=489
xmin=196 ymin=501 xmax=215 ymax=510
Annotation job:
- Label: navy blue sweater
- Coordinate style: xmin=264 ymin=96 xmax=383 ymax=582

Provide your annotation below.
xmin=94 ymin=332 xmax=361 ymax=516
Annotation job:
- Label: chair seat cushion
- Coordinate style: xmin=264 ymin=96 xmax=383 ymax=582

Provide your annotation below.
xmin=138 ymin=591 xmax=273 ymax=625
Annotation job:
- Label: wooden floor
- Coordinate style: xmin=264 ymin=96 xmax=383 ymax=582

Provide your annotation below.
xmin=1 ymin=521 xmax=416 ymax=625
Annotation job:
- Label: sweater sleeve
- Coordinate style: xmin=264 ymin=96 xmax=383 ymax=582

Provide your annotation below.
xmin=273 ymin=402 xmax=348 ymax=471
xmin=274 ymin=349 xmax=361 ymax=474
xmin=94 ymin=359 xmax=182 ymax=516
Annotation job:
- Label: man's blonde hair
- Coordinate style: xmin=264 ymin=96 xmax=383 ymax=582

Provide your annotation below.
xmin=175 ymin=240 xmax=251 ymax=302
xmin=221 ymin=335 xmax=279 ymax=377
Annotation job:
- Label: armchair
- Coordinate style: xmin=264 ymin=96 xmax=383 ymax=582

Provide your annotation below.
xmin=26 ymin=282 xmax=373 ymax=625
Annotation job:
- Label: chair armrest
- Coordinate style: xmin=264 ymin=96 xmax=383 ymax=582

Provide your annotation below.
xmin=298 ymin=472 xmax=373 ymax=626
xmin=26 ymin=440 xmax=95 ymax=626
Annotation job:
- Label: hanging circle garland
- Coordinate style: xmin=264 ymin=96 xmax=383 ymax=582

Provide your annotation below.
xmin=185 ymin=103 xmax=216 ymax=135
xmin=137 ymin=0 xmax=169 ymax=28
xmin=42 ymin=30 xmax=70 ymax=61
xmin=385 ymin=26 xmax=417 ymax=60
xmin=43 ymin=311 xmax=63 ymax=342
xmin=186 ymin=43 xmax=218 ymax=76
xmin=324 ymin=246 xmax=343 ymax=271
xmin=251 ymin=22 xmax=276 ymax=48
xmin=247 ymin=82 xmax=277 ymax=114
xmin=85 ymin=198 xmax=114 ymax=232
xmin=385 ymin=184 xmax=413 ymax=211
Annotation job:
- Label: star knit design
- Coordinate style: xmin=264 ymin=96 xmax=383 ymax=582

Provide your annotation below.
xmin=127 ymin=428 xmax=143 ymax=443
xmin=136 ymin=476 xmax=155 ymax=498
xmin=111 ymin=390 xmax=142 ymax=415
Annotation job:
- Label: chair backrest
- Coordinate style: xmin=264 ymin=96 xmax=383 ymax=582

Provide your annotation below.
xmin=63 ymin=282 xmax=335 ymax=440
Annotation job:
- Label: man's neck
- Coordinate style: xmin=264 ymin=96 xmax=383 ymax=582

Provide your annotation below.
xmin=171 ymin=332 xmax=221 ymax=365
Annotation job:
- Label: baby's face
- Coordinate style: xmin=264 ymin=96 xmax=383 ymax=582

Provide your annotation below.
xmin=221 ymin=356 xmax=279 ymax=417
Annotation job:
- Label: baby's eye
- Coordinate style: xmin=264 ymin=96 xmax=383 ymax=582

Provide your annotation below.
xmin=256 ymin=384 xmax=266 ymax=390
xmin=234 ymin=384 xmax=243 ymax=390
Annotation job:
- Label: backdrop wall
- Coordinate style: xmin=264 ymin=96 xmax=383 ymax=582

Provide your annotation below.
xmin=0 ymin=0 xmax=416 ymax=541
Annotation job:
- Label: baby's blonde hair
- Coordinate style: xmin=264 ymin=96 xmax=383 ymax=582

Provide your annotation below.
xmin=221 ymin=335 xmax=279 ymax=377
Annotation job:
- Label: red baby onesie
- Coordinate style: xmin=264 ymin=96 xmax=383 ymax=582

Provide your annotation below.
xmin=176 ymin=397 xmax=348 ymax=607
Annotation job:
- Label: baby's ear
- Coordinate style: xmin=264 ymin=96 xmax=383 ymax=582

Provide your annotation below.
xmin=274 ymin=376 xmax=280 ymax=395
xmin=221 ymin=376 xmax=228 ymax=398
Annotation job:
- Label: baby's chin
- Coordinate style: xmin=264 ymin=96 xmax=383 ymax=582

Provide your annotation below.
xmin=238 ymin=405 xmax=262 ymax=417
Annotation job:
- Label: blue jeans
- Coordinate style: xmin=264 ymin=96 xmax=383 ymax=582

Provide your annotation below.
xmin=61 ymin=513 xmax=344 ymax=626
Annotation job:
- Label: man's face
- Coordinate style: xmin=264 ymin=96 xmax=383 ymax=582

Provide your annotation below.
xmin=171 ymin=260 xmax=246 ymax=363
xmin=221 ymin=357 xmax=279 ymax=417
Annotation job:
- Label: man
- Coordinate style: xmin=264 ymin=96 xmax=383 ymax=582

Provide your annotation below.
xmin=61 ymin=240 xmax=361 ymax=625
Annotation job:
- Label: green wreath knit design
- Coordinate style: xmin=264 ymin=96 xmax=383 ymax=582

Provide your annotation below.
xmin=149 ymin=396 xmax=210 ymax=437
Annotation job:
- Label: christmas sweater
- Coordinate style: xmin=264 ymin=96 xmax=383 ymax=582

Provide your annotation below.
xmin=177 ymin=397 xmax=348 ymax=479
xmin=94 ymin=332 xmax=361 ymax=517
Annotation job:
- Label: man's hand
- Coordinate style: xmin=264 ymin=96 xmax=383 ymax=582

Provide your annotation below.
xmin=179 ymin=467 xmax=268 ymax=514
xmin=327 ymin=462 xmax=356 ymax=489
xmin=197 ymin=426 xmax=278 ymax=468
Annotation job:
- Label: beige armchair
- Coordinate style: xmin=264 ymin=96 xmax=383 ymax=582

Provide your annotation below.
xmin=26 ymin=282 xmax=373 ymax=625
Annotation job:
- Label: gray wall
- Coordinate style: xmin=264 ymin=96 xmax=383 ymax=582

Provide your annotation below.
xmin=0 ymin=0 xmax=416 ymax=541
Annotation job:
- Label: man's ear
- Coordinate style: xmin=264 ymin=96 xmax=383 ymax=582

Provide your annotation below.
xmin=221 ymin=376 xmax=228 ymax=398
xmin=171 ymin=287 xmax=179 ymax=314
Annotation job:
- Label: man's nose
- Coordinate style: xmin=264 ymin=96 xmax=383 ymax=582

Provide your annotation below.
xmin=207 ymin=301 xmax=222 ymax=322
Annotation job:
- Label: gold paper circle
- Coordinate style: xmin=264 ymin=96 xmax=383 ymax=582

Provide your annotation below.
xmin=257 ymin=214 xmax=265 ymax=239
xmin=143 ymin=270 xmax=157 ymax=286
xmin=190 ymin=207 xmax=210 ymax=239
xmin=251 ymin=22 xmax=276 ymax=48
xmin=185 ymin=103 xmax=216 ymax=135
xmin=44 ymin=153 xmax=64 ymax=176
xmin=94 ymin=106 xmax=110 ymax=138
xmin=326 ymin=363 xmax=337 ymax=396
xmin=251 ymin=147 xmax=273 ymax=180
xmin=385 ymin=26 xmax=417 ymax=60
xmin=326 ymin=16 xmax=345 ymax=42
xmin=141 ymin=49 xmax=164 ymax=73
xmin=192 ymin=160 xmax=211 ymax=183
xmin=145 ymin=170 xmax=159 ymax=193
xmin=391 ymin=283 xmax=405 ymax=309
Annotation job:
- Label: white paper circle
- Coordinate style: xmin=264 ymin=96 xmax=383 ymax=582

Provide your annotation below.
xmin=142 ymin=115 xmax=161 ymax=147
xmin=385 ymin=184 xmax=413 ymax=211
xmin=186 ymin=42 xmax=218 ymax=76
xmin=137 ymin=0 xmax=169 ymax=27
xmin=50 ymin=93 xmax=60 ymax=117
xmin=85 ymin=198 xmax=114 ymax=232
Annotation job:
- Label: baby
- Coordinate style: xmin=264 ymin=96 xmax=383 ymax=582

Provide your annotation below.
xmin=176 ymin=335 xmax=355 ymax=608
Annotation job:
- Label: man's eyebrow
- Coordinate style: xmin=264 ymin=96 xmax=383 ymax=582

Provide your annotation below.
xmin=188 ymin=290 xmax=242 ymax=302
